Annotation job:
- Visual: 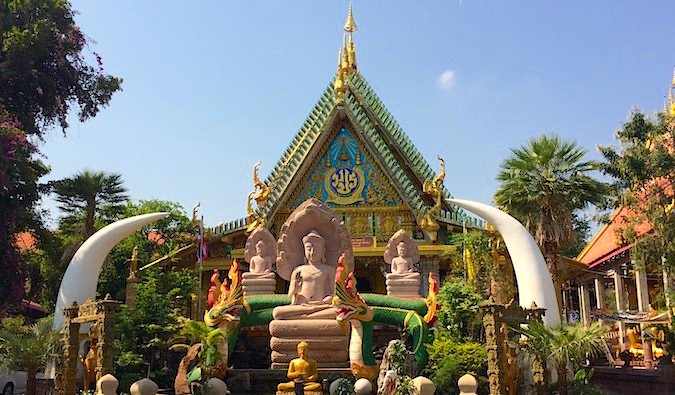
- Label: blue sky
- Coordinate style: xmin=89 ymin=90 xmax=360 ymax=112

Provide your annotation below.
xmin=40 ymin=1 xmax=675 ymax=227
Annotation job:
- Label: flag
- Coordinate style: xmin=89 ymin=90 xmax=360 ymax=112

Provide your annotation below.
xmin=197 ymin=216 xmax=208 ymax=263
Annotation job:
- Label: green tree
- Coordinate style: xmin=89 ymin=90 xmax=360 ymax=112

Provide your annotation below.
xmin=0 ymin=0 xmax=123 ymax=136
xmin=51 ymin=170 xmax=129 ymax=240
xmin=436 ymin=278 xmax=484 ymax=342
xmin=598 ymin=110 xmax=674 ymax=306
xmin=115 ymin=267 xmax=197 ymax=390
xmin=516 ymin=321 xmax=607 ymax=395
xmin=0 ymin=317 xmax=60 ymax=395
xmin=0 ymin=0 xmax=121 ymax=312
xmin=98 ymin=199 xmax=193 ymax=301
xmin=494 ymin=134 xmax=607 ymax=289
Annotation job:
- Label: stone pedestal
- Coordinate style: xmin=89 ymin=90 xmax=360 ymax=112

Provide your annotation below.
xmin=269 ymin=319 xmax=349 ymax=369
xmin=385 ymin=274 xmax=421 ymax=298
xmin=241 ymin=272 xmax=276 ymax=296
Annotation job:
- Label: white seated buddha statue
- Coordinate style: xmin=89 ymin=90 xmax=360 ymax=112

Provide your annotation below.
xmin=384 ymin=230 xmax=421 ymax=298
xmin=272 ymin=230 xmax=336 ymax=320
xmin=241 ymin=227 xmax=277 ymax=296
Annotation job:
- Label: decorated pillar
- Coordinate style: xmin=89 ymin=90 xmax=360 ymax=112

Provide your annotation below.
xmin=62 ymin=302 xmax=80 ymax=395
xmin=97 ymin=296 xmax=121 ymax=380
xmin=419 ymin=255 xmax=440 ymax=297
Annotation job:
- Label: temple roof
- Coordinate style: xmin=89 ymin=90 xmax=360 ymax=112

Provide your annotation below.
xmin=256 ymin=71 xmax=476 ymax=228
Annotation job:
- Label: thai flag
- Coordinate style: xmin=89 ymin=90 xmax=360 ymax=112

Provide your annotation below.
xmin=197 ymin=216 xmax=208 ymax=263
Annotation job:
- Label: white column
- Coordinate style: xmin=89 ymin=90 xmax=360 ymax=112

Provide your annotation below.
xmin=594 ymin=277 xmax=606 ymax=311
xmin=613 ymin=270 xmax=626 ymax=349
xmin=663 ymin=260 xmax=672 ymax=310
xmin=578 ymin=282 xmax=592 ymax=326
xmin=635 ymin=264 xmax=650 ymax=312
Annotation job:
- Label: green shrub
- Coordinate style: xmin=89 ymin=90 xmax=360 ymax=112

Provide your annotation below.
xmin=332 ymin=378 xmax=355 ymax=395
xmin=425 ymin=335 xmax=487 ymax=395
xmin=436 ymin=278 xmax=483 ymax=342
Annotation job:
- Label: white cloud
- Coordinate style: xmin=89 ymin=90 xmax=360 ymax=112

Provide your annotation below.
xmin=437 ymin=69 xmax=457 ymax=90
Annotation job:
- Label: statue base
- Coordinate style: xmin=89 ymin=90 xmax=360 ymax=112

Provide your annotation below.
xmin=242 ymin=276 xmax=277 ymax=296
xmin=386 ymin=275 xmax=421 ymax=298
xmin=269 ymin=319 xmax=349 ymax=368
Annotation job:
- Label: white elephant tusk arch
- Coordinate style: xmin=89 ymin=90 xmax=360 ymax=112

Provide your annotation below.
xmin=53 ymin=212 xmax=169 ymax=330
xmin=447 ymin=199 xmax=561 ymax=325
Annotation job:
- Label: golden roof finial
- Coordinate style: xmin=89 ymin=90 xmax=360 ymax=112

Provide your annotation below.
xmin=671 ymin=66 xmax=675 ymax=86
xmin=334 ymin=3 xmax=359 ymax=103
xmin=344 ymin=2 xmax=358 ymax=33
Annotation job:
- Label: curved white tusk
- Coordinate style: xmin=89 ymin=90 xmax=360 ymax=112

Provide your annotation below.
xmin=447 ymin=199 xmax=561 ymax=325
xmin=53 ymin=212 xmax=169 ymax=330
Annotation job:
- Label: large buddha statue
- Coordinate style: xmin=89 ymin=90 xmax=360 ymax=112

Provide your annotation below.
xmin=384 ymin=229 xmax=421 ymax=298
xmin=270 ymin=198 xmax=353 ymax=369
xmin=273 ymin=230 xmax=335 ymax=320
xmin=242 ymin=227 xmax=277 ymax=296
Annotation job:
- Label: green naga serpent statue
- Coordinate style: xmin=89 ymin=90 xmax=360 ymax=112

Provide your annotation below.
xmin=204 ymin=256 xmax=439 ymax=380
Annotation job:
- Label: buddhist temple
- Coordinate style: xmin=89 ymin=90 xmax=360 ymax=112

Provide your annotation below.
xmin=167 ymin=6 xmax=483 ymax=303
xmin=562 ymin=69 xmax=675 ymax=368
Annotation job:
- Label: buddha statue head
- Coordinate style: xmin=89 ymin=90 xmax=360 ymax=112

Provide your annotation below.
xmin=255 ymin=240 xmax=266 ymax=257
xmin=396 ymin=242 xmax=407 ymax=258
xmin=302 ymin=230 xmax=326 ymax=266
xmin=297 ymin=340 xmax=310 ymax=359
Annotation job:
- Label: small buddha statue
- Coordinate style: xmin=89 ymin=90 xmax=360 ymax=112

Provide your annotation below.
xmin=277 ymin=341 xmax=321 ymax=393
xmin=384 ymin=230 xmax=421 ymax=298
xmin=241 ymin=227 xmax=277 ymax=296
xmin=273 ymin=230 xmax=335 ymax=320
xmin=387 ymin=242 xmax=421 ymax=280
xmin=248 ymin=240 xmax=273 ymax=274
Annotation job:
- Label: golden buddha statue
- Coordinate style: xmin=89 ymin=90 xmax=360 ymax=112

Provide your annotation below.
xmin=277 ymin=341 xmax=321 ymax=394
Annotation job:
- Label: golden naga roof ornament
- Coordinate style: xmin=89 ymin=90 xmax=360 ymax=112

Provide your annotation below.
xmin=334 ymin=3 xmax=358 ymax=104
xmin=419 ymin=156 xmax=446 ymax=241
xmin=246 ymin=161 xmax=272 ymax=232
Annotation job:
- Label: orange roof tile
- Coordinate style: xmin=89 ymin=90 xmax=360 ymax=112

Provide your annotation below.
xmin=576 ymin=207 xmax=652 ymax=265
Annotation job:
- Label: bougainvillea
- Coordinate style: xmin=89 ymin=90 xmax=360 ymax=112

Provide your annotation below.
xmin=0 ymin=110 xmax=49 ymax=314
xmin=0 ymin=0 xmax=122 ymax=136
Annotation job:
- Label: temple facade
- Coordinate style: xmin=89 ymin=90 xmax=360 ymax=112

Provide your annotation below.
xmin=171 ymin=7 xmax=483 ymax=318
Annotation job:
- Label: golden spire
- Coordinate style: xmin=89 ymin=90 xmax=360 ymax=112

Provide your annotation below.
xmin=670 ymin=66 xmax=675 ymax=115
xmin=334 ymin=3 xmax=358 ymax=103
xmin=344 ymin=3 xmax=358 ymax=33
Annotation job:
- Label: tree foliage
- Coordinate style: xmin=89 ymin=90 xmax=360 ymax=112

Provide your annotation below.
xmin=115 ymin=267 xmax=197 ymax=390
xmin=0 ymin=0 xmax=121 ymax=313
xmin=0 ymin=316 xmax=60 ymax=395
xmin=0 ymin=110 xmax=49 ymax=313
xmin=494 ymin=134 xmax=608 ymax=284
xmin=425 ymin=333 xmax=487 ymax=395
xmin=436 ymin=278 xmax=484 ymax=342
xmin=516 ymin=321 xmax=607 ymax=395
xmin=598 ymin=110 xmax=675 ymax=278
xmin=98 ymin=199 xmax=194 ymax=301
xmin=0 ymin=0 xmax=123 ymax=136
xmin=51 ymin=169 xmax=129 ymax=240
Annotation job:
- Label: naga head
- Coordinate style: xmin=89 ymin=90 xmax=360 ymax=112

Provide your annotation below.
xmin=332 ymin=253 xmax=373 ymax=322
xmin=204 ymin=259 xmax=244 ymax=329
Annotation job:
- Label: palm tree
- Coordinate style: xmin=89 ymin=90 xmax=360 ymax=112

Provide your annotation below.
xmin=494 ymin=135 xmax=607 ymax=289
xmin=517 ymin=321 xmax=607 ymax=395
xmin=51 ymin=170 xmax=128 ymax=239
xmin=0 ymin=317 xmax=61 ymax=395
